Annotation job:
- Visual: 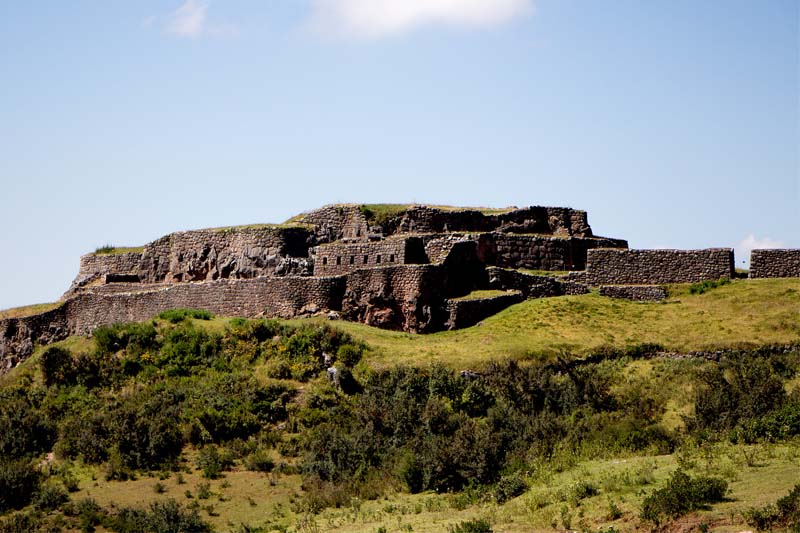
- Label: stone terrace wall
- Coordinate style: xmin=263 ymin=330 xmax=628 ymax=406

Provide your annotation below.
xmin=66 ymin=276 xmax=345 ymax=334
xmin=445 ymin=291 xmax=523 ymax=330
xmin=69 ymin=226 xmax=316 ymax=293
xmin=750 ymin=249 xmax=800 ymax=278
xmin=341 ymin=265 xmax=445 ymax=332
xmin=585 ymin=248 xmax=734 ymax=285
xmin=313 ymin=238 xmax=411 ymax=276
xmin=2 ymin=276 xmax=346 ymax=371
xmin=598 ymin=285 xmax=668 ymax=302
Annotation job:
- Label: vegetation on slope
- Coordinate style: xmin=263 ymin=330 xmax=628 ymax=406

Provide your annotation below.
xmin=302 ymin=278 xmax=800 ymax=367
xmin=0 ymin=309 xmax=799 ymax=531
xmin=0 ymin=279 xmax=798 ymax=532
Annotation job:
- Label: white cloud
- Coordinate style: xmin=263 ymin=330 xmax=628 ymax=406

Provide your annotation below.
xmin=166 ymin=0 xmax=208 ymax=38
xmin=735 ymin=234 xmax=785 ymax=268
xmin=309 ymin=0 xmax=534 ymax=39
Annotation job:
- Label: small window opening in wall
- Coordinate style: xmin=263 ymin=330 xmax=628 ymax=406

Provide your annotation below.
xmin=364 ymin=255 xmax=369 ymax=264
xmin=356 ymin=229 xmax=361 ymax=237
xmin=350 ymin=256 xmax=355 ymax=265
xmin=376 ymin=255 xmax=381 ymax=263
xmin=336 ymin=256 xmax=341 ymax=265
xmin=389 ymin=254 xmax=395 ymax=262
xmin=322 ymin=257 xmax=328 ymax=266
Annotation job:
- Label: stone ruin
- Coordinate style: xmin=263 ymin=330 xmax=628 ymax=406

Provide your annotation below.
xmin=1 ymin=203 xmax=798 ymax=370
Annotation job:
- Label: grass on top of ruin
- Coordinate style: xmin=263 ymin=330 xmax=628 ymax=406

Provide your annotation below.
xmin=0 ymin=301 xmax=62 ymax=320
xmin=292 ymin=277 xmax=800 ymax=368
xmin=93 ymin=245 xmax=146 ymax=255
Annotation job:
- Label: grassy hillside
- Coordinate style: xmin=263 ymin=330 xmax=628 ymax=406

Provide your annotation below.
xmin=292 ymin=278 xmax=800 ymax=367
xmin=0 ymin=281 xmax=799 ymax=533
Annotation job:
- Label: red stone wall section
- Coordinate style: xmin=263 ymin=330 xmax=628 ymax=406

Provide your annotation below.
xmin=585 ymin=248 xmax=734 ymax=285
xmin=341 ymin=265 xmax=445 ymax=333
xmin=749 ymin=249 xmax=800 ymax=278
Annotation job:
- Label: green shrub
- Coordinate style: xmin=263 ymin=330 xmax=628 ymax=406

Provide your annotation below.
xmin=158 ymin=309 xmax=214 ymax=323
xmin=156 ymin=325 xmax=223 ymax=376
xmin=746 ymin=483 xmax=800 ymax=531
xmin=640 ymin=470 xmax=727 ymax=525
xmin=0 ymin=390 xmax=54 ymax=459
xmin=336 ymin=343 xmax=365 ymax=367
xmin=0 ymin=459 xmax=41 ymax=512
xmin=448 ymin=518 xmax=492 ymax=533
xmin=41 ymin=346 xmax=76 ymax=387
xmin=494 ymin=473 xmax=528 ymax=504
xmin=689 ymin=277 xmax=730 ymax=295
xmin=196 ymin=445 xmax=233 ymax=479
xmin=34 ymin=481 xmax=69 ymax=510
xmin=0 ymin=511 xmax=46 ymax=533
xmin=94 ymin=322 xmax=158 ymax=357
xmin=244 ymin=449 xmax=275 ymax=473
xmin=197 ymin=482 xmax=212 ymax=500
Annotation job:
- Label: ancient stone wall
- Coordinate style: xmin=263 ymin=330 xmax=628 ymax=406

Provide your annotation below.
xmin=445 ymin=291 xmax=524 ymax=330
xmin=294 ymin=205 xmax=371 ymax=242
xmin=476 ymin=234 xmax=627 ymax=271
xmin=749 ymin=249 xmax=800 ymax=278
xmin=313 ymin=238 xmax=413 ymax=276
xmin=2 ymin=275 xmax=347 ymax=370
xmin=70 ymin=252 xmax=144 ymax=291
xmin=65 ymin=276 xmax=345 ymax=335
xmin=341 ymin=265 xmax=445 ymax=332
xmin=485 ymin=267 xmax=589 ymax=298
xmin=0 ymin=306 xmax=70 ymax=370
xmin=69 ymin=226 xmax=316 ymax=294
xmin=598 ymin=285 xmax=668 ymax=302
xmin=395 ymin=206 xmax=593 ymax=237
xmin=585 ymin=248 xmax=734 ymax=285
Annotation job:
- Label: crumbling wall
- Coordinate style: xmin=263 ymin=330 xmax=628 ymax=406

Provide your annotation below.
xmin=68 ymin=226 xmax=316 ymax=294
xmin=585 ymin=248 xmax=734 ymax=285
xmin=294 ymin=205 xmax=371 ymax=242
xmin=445 ymin=291 xmax=524 ymax=330
xmin=749 ymin=249 xmax=800 ymax=278
xmin=69 ymin=252 xmax=143 ymax=292
xmin=485 ymin=267 xmax=589 ymax=297
xmin=395 ymin=206 xmax=593 ymax=236
xmin=0 ymin=306 xmax=70 ymax=371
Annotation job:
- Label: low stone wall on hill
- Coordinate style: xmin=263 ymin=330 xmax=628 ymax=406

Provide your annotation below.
xmin=585 ymin=248 xmax=734 ymax=285
xmin=749 ymin=249 xmax=800 ymax=278
xmin=445 ymin=291 xmax=524 ymax=330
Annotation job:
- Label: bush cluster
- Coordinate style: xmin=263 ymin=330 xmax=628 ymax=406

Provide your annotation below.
xmin=640 ymin=470 xmax=727 ymax=525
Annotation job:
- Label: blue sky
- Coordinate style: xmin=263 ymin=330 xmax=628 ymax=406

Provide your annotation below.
xmin=1 ymin=0 xmax=797 ymax=309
